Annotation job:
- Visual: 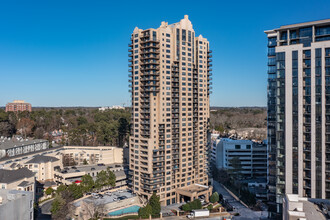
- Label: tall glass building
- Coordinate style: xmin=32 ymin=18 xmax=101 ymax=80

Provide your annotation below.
xmin=265 ymin=19 xmax=330 ymax=218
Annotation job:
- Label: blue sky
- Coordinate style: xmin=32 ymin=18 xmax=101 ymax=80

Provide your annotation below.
xmin=0 ymin=0 xmax=329 ymax=107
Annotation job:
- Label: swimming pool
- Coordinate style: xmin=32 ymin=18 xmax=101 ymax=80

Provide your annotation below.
xmin=108 ymin=205 xmax=141 ymax=216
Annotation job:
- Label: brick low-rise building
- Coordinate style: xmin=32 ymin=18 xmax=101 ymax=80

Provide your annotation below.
xmin=5 ymin=100 xmax=32 ymax=112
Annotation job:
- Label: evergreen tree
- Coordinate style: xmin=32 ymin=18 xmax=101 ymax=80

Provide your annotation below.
xmin=149 ymin=192 xmax=161 ymax=217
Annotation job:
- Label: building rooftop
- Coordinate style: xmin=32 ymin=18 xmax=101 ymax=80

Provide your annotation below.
xmin=26 ymin=155 xmax=59 ymax=164
xmin=178 ymin=184 xmax=209 ymax=194
xmin=0 ymin=168 xmax=35 ymax=184
xmin=277 ymin=19 xmax=330 ymax=30
xmin=285 ymin=194 xmax=327 ymax=220
xmin=220 ymin=138 xmax=253 ymax=144
xmin=0 ymin=136 xmax=48 ymax=150
xmin=0 ymin=189 xmax=33 ymax=205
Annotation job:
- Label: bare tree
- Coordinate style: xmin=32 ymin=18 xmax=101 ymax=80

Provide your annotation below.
xmin=16 ymin=118 xmax=35 ymax=138
xmin=80 ymin=201 xmax=105 ymax=220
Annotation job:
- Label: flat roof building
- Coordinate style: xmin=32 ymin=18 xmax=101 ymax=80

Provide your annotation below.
xmin=5 ymin=100 xmax=32 ymax=112
xmin=0 ymin=189 xmax=34 ymax=220
xmin=283 ymin=194 xmax=328 ymax=220
xmin=213 ymin=138 xmax=268 ymax=178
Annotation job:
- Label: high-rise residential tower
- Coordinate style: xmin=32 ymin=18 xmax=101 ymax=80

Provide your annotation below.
xmin=265 ymin=19 xmax=330 ymax=217
xmin=128 ymin=15 xmax=212 ymax=205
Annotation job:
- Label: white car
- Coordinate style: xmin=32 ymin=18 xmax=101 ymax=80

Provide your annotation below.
xmin=118 ymin=190 xmax=123 ymax=193
xmin=113 ymin=197 xmax=117 ymax=201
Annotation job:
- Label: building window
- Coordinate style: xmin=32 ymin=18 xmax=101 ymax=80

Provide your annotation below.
xmin=235 ymin=145 xmax=240 ymax=149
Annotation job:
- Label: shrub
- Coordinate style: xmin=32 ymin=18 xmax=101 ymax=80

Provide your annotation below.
xmin=138 ymin=204 xmax=152 ymax=218
xmin=207 ymin=204 xmax=213 ymax=211
xmin=45 ymin=187 xmax=54 ymax=196
xmin=182 ymin=203 xmax=191 ymax=212
xmin=210 ymin=192 xmax=219 ymax=203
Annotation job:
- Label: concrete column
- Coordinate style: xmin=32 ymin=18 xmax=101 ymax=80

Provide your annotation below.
xmin=206 ymin=192 xmax=210 ymax=202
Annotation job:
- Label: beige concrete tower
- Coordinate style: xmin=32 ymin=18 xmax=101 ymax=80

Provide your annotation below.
xmin=128 ymin=15 xmax=212 ymax=205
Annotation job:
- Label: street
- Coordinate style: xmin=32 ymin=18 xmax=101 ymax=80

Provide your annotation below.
xmin=213 ymin=181 xmax=268 ymax=220
xmin=37 ymin=199 xmax=53 ymax=220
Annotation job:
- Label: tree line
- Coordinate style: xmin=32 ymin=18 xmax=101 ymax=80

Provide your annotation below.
xmin=0 ymin=108 xmax=130 ymax=147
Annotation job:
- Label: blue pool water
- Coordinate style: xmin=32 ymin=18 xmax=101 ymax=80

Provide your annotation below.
xmin=108 ymin=205 xmax=141 ymax=216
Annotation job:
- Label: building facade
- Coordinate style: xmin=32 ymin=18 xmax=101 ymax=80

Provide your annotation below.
xmin=61 ymin=146 xmax=123 ymax=166
xmin=25 ymin=155 xmax=62 ymax=182
xmin=5 ymin=100 xmax=32 ymax=112
xmin=213 ymin=138 xmax=267 ymax=178
xmin=265 ymin=19 xmax=330 ymax=216
xmin=128 ymin=15 xmax=212 ymax=205
xmin=0 ymin=136 xmax=49 ymax=159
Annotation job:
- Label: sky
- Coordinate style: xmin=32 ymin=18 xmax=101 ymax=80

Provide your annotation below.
xmin=0 ymin=0 xmax=329 ymax=107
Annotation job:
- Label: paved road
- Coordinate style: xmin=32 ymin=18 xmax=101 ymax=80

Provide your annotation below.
xmin=213 ymin=181 xmax=268 ymax=220
xmin=37 ymin=199 xmax=53 ymax=220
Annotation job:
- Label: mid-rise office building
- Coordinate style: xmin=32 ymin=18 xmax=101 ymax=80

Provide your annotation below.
xmin=128 ymin=15 xmax=212 ymax=205
xmin=5 ymin=100 xmax=32 ymax=112
xmin=213 ymin=138 xmax=267 ymax=178
xmin=265 ymin=19 xmax=330 ymax=216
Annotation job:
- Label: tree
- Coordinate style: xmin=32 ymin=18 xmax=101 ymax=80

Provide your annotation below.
xmin=118 ymin=117 xmax=129 ymax=147
xmin=83 ymin=159 xmax=88 ymax=165
xmin=45 ymin=187 xmax=54 ymax=196
xmin=16 ymin=118 xmax=35 ymax=138
xmin=210 ymin=192 xmax=219 ymax=203
xmin=190 ymin=199 xmax=202 ymax=210
xmin=68 ymin=183 xmax=83 ymax=199
xmin=149 ymin=192 xmax=161 ymax=217
xmin=207 ymin=204 xmax=213 ymax=211
xmin=182 ymin=203 xmax=191 ymax=212
xmin=56 ymin=184 xmax=67 ymax=195
xmin=229 ymin=156 xmax=242 ymax=178
xmin=81 ymin=174 xmax=94 ymax=193
xmin=81 ymin=201 xmax=105 ymax=220
xmin=77 ymin=116 xmax=88 ymax=126
xmin=182 ymin=199 xmax=202 ymax=212
xmin=51 ymin=194 xmax=65 ymax=217
xmin=95 ymin=170 xmax=108 ymax=190
xmin=138 ymin=204 xmax=152 ymax=218
xmin=0 ymin=122 xmax=15 ymax=137
xmin=34 ymin=127 xmax=45 ymax=139
xmin=106 ymin=168 xmax=116 ymax=188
